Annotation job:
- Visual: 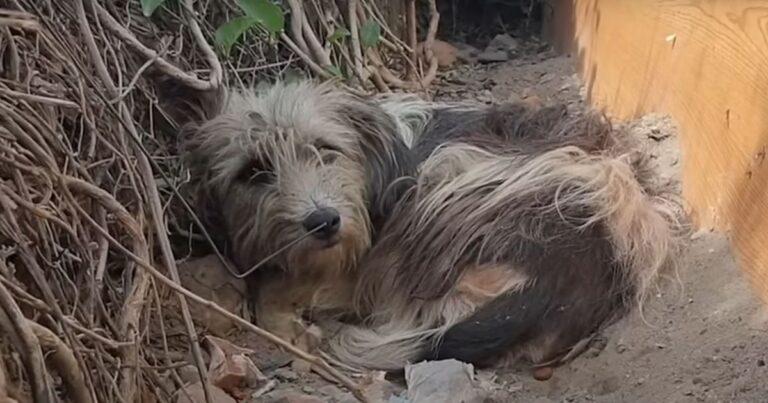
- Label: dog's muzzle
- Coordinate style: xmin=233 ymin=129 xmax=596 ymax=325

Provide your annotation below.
xmin=303 ymin=207 xmax=341 ymax=240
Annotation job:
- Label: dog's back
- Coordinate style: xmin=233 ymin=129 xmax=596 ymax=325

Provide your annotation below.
xmin=331 ymin=99 xmax=681 ymax=371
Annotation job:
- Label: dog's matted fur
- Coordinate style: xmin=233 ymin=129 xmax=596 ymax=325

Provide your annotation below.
xmin=162 ymin=78 xmax=681 ymax=371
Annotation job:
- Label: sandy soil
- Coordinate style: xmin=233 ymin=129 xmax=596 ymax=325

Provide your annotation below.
xmin=429 ymin=41 xmax=768 ymax=403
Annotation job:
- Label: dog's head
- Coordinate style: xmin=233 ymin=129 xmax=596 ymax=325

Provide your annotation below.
xmin=163 ymin=80 xmax=413 ymax=274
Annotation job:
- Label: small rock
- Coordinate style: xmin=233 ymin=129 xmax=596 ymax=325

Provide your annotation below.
xmin=404 ymin=359 xmax=488 ymax=403
xmin=272 ymin=368 xmax=298 ymax=382
xmin=533 ymin=366 xmax=554 ymax=381
xmin=388 ymin=395 xmax=410 ymax=403
xmin=522 ymin=95 xmax=544 ymax=109
xmin=477 ymin=89 xmax=494 ymax=103
xmin=487 ymin=33 xmax=519 ymax=52
xmin=359 ymin=371 xmax=402 ymax=401
xmin=539 ymin=72 xmax=556 ymax=83
xmin=175 ymin=382 xmax=236 ymax=403
xmin=317 ymin=385 xmax=342 ymax=396
xmin=300 ymin=386 xmax=314 ymax=394
xmin=444 ymin=76 xmax=468 ymax=85
xmin=177 ymin=364 xmax=201 ymax=385
xmin=520 ymin=87 xmax=537 ymax=99
xmin=758 ymin=359 xmax=766 ymax=367
xmin=418 ymin=39 xmax=458 ymax=67
xmin=264 ymin=391 xmax=324 ymax=403
xmin=506 ymin=92 xmax=523 ymax=103
xmin=453 ymin=42 xmax=481 ymax=63
xmin=477 ymin=50 xmax=509 ymax=63
xmin=430 ymin=40 xmax=458 ymax=67
xmin=616 ymin=343 xmax=628 ymax=354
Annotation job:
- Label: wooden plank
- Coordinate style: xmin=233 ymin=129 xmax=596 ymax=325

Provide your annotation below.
xmin=543 ymin=0 xmax=768 ymax=302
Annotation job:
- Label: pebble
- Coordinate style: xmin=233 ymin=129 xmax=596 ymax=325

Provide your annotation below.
xmin=533 ymin=366 xmax=554 ymax=381
xmin=478 ymin=50 xmax=509 ymax=63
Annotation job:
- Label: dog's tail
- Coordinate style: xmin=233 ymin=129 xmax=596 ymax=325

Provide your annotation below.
xmin=329 ymin=144 xmax=681 ymax=370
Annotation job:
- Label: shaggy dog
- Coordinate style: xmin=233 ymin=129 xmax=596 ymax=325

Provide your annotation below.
xmin=160 ymin=79 xmax=680 ymax=372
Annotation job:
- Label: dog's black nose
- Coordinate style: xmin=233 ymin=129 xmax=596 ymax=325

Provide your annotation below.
xmin=303 ymin=207 xmax=341 ymax=239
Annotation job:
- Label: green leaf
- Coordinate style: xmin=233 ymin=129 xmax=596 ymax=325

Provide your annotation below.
xmin=326 ymin=65 xmax=343 ymax=78
xmin=238 ymin=0 xmax=284 ymax=34
xmin=328 ymin=27 xmax=351 ymax=43
xmin=360 ymin=20 xmax=381 ymax=48
xmin=141 ymin=0 xmax=166 ymax=17
xmin=215 ymin=16 xmax=257 ymax=55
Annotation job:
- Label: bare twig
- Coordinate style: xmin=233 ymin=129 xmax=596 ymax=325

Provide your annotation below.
xmin=0 ymin=277 xmax=52 ymax=403
xmin=28 ymin=321 xmax=94 ymax=403
xmin=180 ymin=0 xmax=223 ymax=88
xmin=280 ymin=32 xmax=333 ymax=79
xmin=2 ymin=27 xmax=19 ymax=81
xmin=418 ymin=0 xmax=440 ymax=88
xmin=0 ymin=1 xmax=430 ymax=401
xmin=348 ymin=0 xmax=366 ymax=85
xmin=62 ymin=174 xmax=368 ymax=402
xmin=0 ymin=86 xmax=79 ymax=109
xmin=286 ymin=0 xmax=311 ymax=56
xmin=295 ymin=0 xmax=333 ymax=67
xmin=93 ymin=3 xmax=215 ymax=91
xmin=406 ymin=0 xmax=417 ymax=80
xmin=76 ymin=2 xmax=213 ymax=402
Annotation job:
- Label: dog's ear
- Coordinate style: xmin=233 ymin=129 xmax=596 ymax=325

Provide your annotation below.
xmin=152 ymin=73 xmax=225 ymax=129
xmin=343 ymin=98 xmax=416 ymax=229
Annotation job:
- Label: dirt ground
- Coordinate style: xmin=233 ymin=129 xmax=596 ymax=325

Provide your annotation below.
xmin=427 ymin=40 xmax=768 ymax=403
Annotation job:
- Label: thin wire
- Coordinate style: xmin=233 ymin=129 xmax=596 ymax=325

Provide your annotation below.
xmin=234 ymin=222 xmax=327 ymax=278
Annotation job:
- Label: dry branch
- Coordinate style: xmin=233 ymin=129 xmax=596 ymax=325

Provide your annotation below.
xmin=0 ymin=278 xmax=52 ymax=403
xmin=0 ymin=0 xmax=441 ymax=401
xmin=28 ymin=321 xmax=94 ymax=403
xmin=63 ymin=180 xmax=368 ymax=401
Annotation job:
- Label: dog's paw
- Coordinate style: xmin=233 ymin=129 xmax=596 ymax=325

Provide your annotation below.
xmin=289 ymin=321 xmax=323 ymax=373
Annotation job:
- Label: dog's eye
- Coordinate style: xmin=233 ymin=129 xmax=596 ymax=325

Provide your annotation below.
xmin=248 ymin=169 xmax=274 ymax=185
xmin=316 ymin=143 xmax=341 ymax=164
xmin=237 ymin=159 xmax=274 ymax=185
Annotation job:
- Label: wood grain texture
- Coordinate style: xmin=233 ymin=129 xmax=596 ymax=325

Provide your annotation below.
xmin=544 ymin=0 xmax=768 ymax=302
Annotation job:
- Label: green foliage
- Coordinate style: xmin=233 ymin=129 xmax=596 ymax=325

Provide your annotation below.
xmin=326 ymin=65 xmax=344 ymax=78
xmin=214 ymin=0 xmax=285 ymax=55
xmin=360 ymin=20 xmax=381 ymax=48
xmin=140 ymin=0 xmax=166 ymax=17
xmin=328 ymin=27 xmax=351 ymax=43
xmin=214 ymin=17 xmax=256 ymax=55
xmin=238 ymin=0 xmax=285 ymax=35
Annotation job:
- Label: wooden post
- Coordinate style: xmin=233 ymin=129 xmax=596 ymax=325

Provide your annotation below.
xmin=544 ymin=0 xmax=768 ymax=303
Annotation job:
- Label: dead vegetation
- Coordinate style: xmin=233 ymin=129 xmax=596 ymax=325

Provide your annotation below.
xmin=0 ymin=0 xmax=445 ymax=401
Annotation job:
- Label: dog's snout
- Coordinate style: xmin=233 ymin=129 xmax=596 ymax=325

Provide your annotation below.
xmin=303 ymin=207 xmax=341 ymax=239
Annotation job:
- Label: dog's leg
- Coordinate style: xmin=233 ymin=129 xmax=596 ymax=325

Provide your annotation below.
xmin=256 ymin=272 xmax=357 ymax=371
xmin=256 ymin=276 xmax=321 ymax=372
xmin=256 ymin=277 xmax=305 ymax=345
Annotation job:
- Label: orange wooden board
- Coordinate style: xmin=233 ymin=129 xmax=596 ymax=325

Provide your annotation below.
xmin=543 ymin=0 xmax=768 ymax=303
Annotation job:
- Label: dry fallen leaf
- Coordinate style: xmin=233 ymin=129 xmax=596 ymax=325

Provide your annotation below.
xmin=204 ymin=335 xmax=271 ymax=400
xmin=174 ymin=382 xmax=235 ymax=403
